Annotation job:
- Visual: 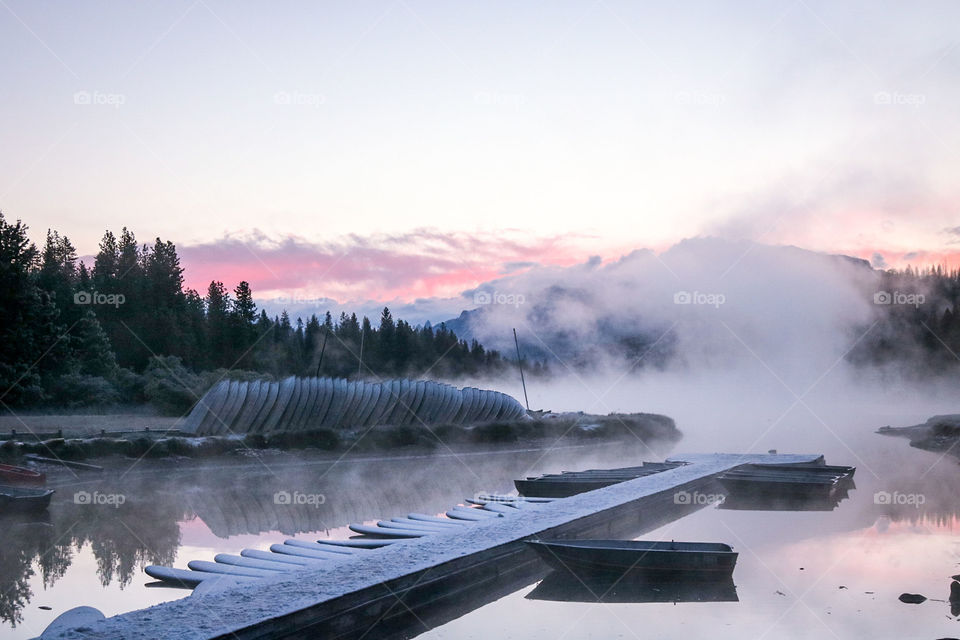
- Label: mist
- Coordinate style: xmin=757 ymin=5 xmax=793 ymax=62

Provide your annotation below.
xmin=449 ymin=237 xmax=956 ymax=459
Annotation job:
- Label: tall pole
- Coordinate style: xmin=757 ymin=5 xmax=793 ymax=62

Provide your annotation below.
xmin=315 ymin=330 xmax=328 ymax=378
xmin=357 ymin=327 xmax=365 ymax=377
xmin=513 ymin=327 xmax=530 ymax=411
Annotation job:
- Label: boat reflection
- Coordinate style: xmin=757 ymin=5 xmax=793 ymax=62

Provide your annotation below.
xmin=718 ymin=485 xmax=853 ymax=511
xmin=526 ymin=571 xmax=738 ymax=604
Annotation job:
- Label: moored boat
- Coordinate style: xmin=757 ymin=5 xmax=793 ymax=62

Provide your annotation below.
xmin=0 ymin=463 xmax=46 ymax=486
xmin=0 ymin=484 xmax=55 ymax=513
xmin=527 ymin=539 xmax=738 ymax=579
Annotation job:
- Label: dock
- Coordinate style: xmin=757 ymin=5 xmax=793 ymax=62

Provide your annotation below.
xmin=38 ymin=452 xmax=824 ymax=640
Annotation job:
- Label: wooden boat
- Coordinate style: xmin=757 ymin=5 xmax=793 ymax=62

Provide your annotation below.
xmin=0 ymin=463 xmax=45 ymax=486
xmin=0 ymin=484 xmax=54 ymax=513
xmin=527 ymin=539 xmax=738 ymax=579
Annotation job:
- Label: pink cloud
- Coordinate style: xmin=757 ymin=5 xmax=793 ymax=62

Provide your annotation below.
xmin=178 ymin=228 xmax=593 ymax=302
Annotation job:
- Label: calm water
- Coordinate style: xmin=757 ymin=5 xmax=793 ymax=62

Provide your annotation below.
xmin=4 ymin=415 xmax=960 ymax=638
xmin=417 ymin=439 xmax=960 ymax=640
xmin=1 ymin=440 xmax=656 ymax=639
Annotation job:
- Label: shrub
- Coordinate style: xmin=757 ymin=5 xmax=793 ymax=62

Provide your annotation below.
xmin=143 ymin=356 xmax=202 ymax=415
xmin=45 ymin=373 xmax=120 ymax=408
xmin=114 ymin=367 xmax=147 ymax=404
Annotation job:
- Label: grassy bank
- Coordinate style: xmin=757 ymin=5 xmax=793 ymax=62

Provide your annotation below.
xmin=0 ymin=412 xmax=680 ymax=463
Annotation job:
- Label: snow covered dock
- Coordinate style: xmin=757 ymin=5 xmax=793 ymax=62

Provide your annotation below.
xmin=39 ymin=453 xmax=823 ymax=639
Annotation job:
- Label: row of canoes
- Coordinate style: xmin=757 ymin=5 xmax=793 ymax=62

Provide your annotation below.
xmin=144 ymin=495 xmax=549 ymax=589
xmin=181 ymin=377 xmax=527 ymax=436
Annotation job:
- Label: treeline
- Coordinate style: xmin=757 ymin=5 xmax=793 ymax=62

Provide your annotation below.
xmin=0 ymin=211 xmax=531 ymax=411
xmin=850 ymin=265 xmax=960 ymax=370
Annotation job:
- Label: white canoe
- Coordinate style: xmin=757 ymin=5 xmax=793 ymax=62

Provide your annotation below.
xmin=187 ymin=560 xmax=276 ymax=578
xmin=348 ymin=523 xmax=431 ymax=538
xmin=145 ymin=565 xmax=257 ymax=588
xmin=213 ymin=554 xmax=297 ymax=572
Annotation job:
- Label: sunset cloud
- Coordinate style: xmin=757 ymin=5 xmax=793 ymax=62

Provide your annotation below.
xmin=177 ymin=228 xmax=594 ymax=304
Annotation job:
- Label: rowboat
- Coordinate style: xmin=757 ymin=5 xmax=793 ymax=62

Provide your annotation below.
xmin=527 ymin=539 xmax=738 ymax=579
xmin=717 ymin=463 xmax=854 ymax=498
xmin=0 ymin=463 xmax=45 ymax=486
xmin=516 ymin=462 xmax=685 ymax=498
xmin=0 ymin=484 xmax=54 ymax=513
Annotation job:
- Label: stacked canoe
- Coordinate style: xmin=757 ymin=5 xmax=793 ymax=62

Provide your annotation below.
xmin=180 ymin=377 xmax=527 ymax=436
xmin=515 ymin=462 xmax=686 ymax=498
xmin=144 ymin=495 xmax=549 ymax=589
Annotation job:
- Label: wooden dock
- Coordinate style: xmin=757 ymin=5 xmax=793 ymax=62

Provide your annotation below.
xmin=37 ymin=453 xmax=824 ymax=640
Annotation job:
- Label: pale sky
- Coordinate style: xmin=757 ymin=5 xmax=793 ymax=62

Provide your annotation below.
xmin=2 ymin=1 xmax=959 ymax=302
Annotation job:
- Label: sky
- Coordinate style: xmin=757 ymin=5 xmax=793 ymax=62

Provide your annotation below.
xmin=2 ymin=0 xmax=959 ymax=314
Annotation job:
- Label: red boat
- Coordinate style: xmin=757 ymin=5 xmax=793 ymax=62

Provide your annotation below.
xmin=0 ymin=463 xmax=46 ymax=486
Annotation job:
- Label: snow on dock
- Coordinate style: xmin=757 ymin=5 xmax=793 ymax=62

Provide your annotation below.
xmin=37 ymin=453 xmax=822 ymax=640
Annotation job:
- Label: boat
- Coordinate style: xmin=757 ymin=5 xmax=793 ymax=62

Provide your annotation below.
xmin=516 ymin=462 xmax=685 ymax=498
xmin=717 ymin=463 xmax=854 ymax=499
xmin=0 ymin=463 xmax=45 ymax=486
xmin=527 ymin=539 xmax=738 ymax=579
xmin=0 ymin=484 xmax=54 ymax=513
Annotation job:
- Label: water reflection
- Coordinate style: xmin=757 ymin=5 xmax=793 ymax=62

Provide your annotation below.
xmin=718 ymin=485 xmax=853 ymax=511
xmin=2 ymin=442 xmax=663 ymax=631
xmin=527 ymin=572 xmax=739 ymax=604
